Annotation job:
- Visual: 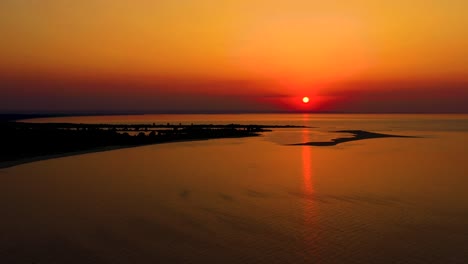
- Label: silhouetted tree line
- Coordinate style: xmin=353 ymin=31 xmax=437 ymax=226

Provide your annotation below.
xmin=0 ymin=122 xmax=281 ymax=162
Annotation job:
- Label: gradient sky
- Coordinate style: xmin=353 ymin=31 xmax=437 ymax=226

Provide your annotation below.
xmin=1 ymin=0 xmax=467 ymax=113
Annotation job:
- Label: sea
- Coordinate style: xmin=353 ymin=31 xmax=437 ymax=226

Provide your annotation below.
xmin=1 ymin=114 xmax=468 ymax=263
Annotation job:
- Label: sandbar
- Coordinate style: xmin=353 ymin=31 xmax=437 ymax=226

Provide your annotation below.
xmin=291 ymin=130 xmax=418 ymax=146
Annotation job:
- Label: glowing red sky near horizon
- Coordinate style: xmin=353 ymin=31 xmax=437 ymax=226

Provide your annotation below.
xmin=0 ymin=1 xmax=467 ymax=113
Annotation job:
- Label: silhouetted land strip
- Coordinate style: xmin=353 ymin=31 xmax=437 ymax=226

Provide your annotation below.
xmin=12 ymin=122 xmax=308 ymax=130
xmin=0 ymin=122 xmax=305 ymax=168
xmin=0 ymin=114 xmax=59 ymax=122
xmin=291 ymin=130 xmax=418 ymax=146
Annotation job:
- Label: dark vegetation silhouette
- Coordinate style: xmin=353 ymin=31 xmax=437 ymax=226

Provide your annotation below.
xmin=0 ymin=122 xmax=305 ymax=163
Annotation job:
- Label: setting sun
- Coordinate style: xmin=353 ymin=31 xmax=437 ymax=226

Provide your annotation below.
xmin=302 ymin=96 xmax=310 ymax=104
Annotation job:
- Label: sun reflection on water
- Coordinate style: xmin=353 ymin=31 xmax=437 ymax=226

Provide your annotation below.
xmin=301 ymin=114 xmax=321 ymax=261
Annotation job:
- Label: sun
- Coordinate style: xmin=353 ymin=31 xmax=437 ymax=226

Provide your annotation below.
xmin=302 ymin=96 xmax=310 ymax=104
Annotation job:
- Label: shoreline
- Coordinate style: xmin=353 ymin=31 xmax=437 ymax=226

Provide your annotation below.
xmin=0 ymin=145 xmax=133 ymax=169
xmin=1 ymin=122 xmax=273 ymax=169
xmin=0 ymin=136 xmax=252 ymax=169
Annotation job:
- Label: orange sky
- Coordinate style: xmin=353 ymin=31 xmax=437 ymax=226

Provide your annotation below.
xmin=0 ymin=0 xmax=467 ymax=113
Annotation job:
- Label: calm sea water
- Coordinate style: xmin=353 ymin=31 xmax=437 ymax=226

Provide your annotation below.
xmin=2 ymin=114 xmax=468 ymax=263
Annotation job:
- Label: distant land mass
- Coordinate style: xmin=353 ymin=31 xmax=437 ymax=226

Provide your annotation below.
xmin=0 ymin=121 xmax=305 ymax=168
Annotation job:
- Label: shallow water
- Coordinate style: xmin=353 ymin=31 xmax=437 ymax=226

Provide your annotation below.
xmin=2 ymin=114 xmax=468 ymax=263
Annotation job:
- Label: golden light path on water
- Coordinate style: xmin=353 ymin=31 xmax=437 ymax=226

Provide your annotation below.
xmin=301 ymin=114 xmax=321 ymax=262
